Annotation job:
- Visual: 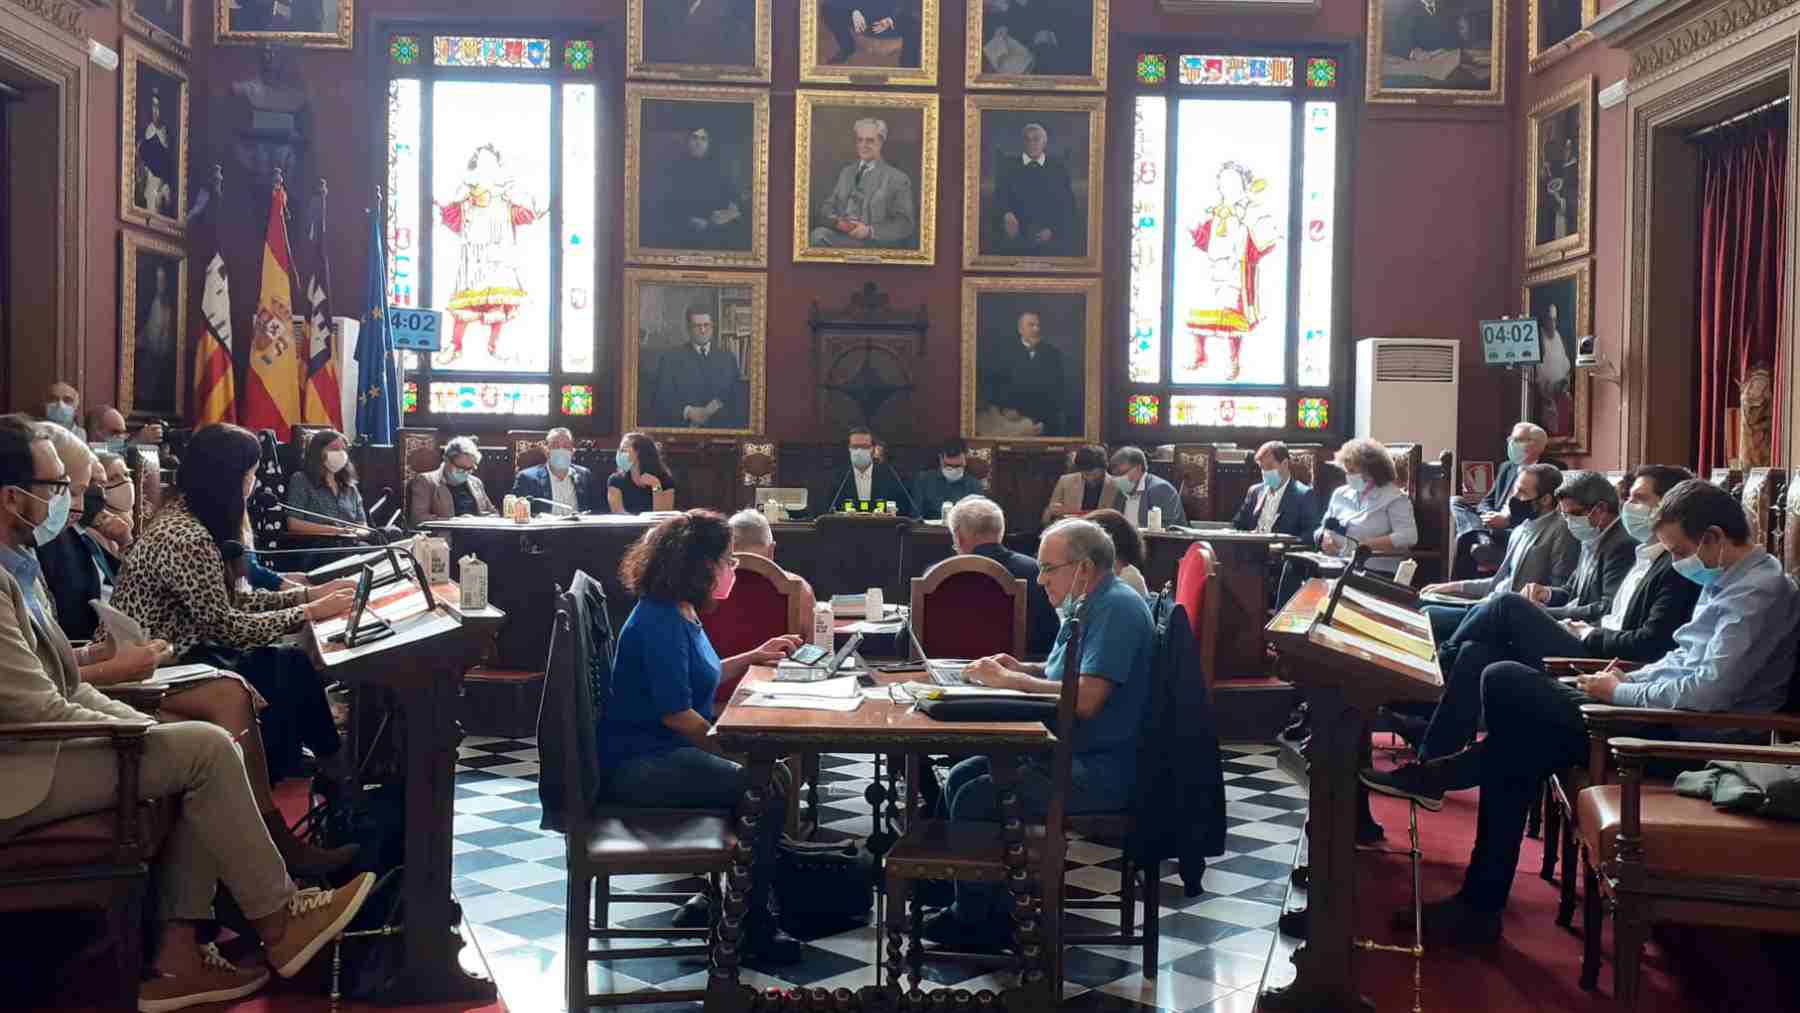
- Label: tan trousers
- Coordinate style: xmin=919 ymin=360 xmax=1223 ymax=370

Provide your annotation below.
xmin=0 ymin=721 xmax=294 ymax=921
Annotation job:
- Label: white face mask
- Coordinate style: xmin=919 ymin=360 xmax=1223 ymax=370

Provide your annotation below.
xmin=324 ymin=449 xmax=349 ymax=473
xmin=103 ymin=481 xmax=134 ymax=512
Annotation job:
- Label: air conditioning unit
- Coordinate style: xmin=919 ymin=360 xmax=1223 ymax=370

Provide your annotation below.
xmin=1354 ymin=338 xmax=1459 ymax=460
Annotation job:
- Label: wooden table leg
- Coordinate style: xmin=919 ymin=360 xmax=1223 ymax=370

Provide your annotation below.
xmin=707 ymin=750 xmax=777 ymax=1013
xmin=987 ymin=752 xmax=1051 ymax=1005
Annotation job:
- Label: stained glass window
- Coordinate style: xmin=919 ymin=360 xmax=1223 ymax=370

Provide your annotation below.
xmin=1170 ymin=396 xmax=1287 ymax=429
xmin=1128 ymin=96 xmax=1167 ymax=384
xmin=1298 ymin=102 xmax=1336 ymax=387
xmin=1298 ymin=397 xmax=1329 ymax=430
xmin=433 ymin=36 xmax=552 ymax=69
xmin=390 ymin=35 xmax=420 ymax=66
xmin=1179 ymin=55 xmax=1294 ymax=87
xmin=564 ymin=40 xmax=594 ymax=72
xmin=561 ymin=83 xmax=595 ymax=373
xmin=561 ymin=384 xmax=594 ymax=416
xmin=385 ymin=80 xmax=420 ymax=311
xmin=1136 ymin=53 xmax=1167 ymax=84
xmin=1127 ymin=394 xmax=1160 ymax=426
xmin=1306 ymin=57 xmax=1337 ymax=88
xmin=403 ymin=382 xmax=418 ymax=414
xmin=429 ymin=382 xmax=551 ymax=415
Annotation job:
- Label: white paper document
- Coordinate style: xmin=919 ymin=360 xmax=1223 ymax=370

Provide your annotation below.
xmin=739 ymin=693 xmax=865 ymax=712
xmin=91 ymin=598 xmax=147 ymax=645
xmin=752 ymin=676 xmax=860 ymax=699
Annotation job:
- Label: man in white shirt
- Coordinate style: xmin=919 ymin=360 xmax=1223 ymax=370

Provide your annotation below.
xmin=1231 ymin=441 xmax=1320 ymax=540
xmin=511 ymin=427 xmax=599 ymax=515
xmin=820 ymin=426 xmax=913 ymax=516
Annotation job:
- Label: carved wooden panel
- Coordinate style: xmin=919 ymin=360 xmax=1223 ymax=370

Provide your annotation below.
xmin=1159 ymin=445 xmax=1218 ymax=524
xmin=508 ymin=430 xmax=549 ymax=472
xmin=397 ymin=427 xmax=440 ymax=483
xmin=1783 ymin=473 xmax=1800 ymax=577
xmin=1741 ymin=468 xmax=1785 ymax=554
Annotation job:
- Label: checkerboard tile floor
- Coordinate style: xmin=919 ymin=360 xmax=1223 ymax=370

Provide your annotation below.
xmin=451 ymin=739 xmax=1304 ymax=1012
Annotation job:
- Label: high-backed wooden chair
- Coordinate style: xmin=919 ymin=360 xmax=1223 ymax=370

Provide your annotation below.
xmin=910 ymin=555 xmax=1028 ymax=659
xmin=738 ymin=439 xmax=779 ymax=512
xmin=1709 ymin=467 xmax=1744 ymax=497
xmin=396 ymin=427 xmax=440 ymax=485
xmin=1171 ymin=542 xmax=1220 ymax=694
xmin=702 ymin=553 xmax=811 ymax=703
xmin=1740 ymin=467 xmax=1785 ymax=554
xmin=1157 ymin=444 xmax=1218 ymax=524
xmin=508 ymin=429 xmax=549 ymax=473
xmin=1285 ymin=444 xmax=1326 ymax=487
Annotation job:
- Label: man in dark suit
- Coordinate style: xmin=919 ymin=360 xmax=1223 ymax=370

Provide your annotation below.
xmin=822 ymin=0 xmax=920 ymax=66
xmin=511 ymin=427 xmax=601 ymax=516
xmin=980 ymin=311 xmax=1069 ymax=437
xmin=913 ymin=438 xmax=984 ymax=521
xmin=947 ymin=496 xmax=1058 ymax=657
xmin=649 ymin=303 xmax=745 ymax=429
xmin=990 ymin=122 xmax=1077 ymax=257
xmin=1451 ymin=422 xmax=1555 ymax=578
xmin=819 ymin=426 xmax=915 ymax=516
xmin=1232 ymin=441 xmax=1320 ymax=544
xmin=647 ymin=126 xmax=747 ymax=252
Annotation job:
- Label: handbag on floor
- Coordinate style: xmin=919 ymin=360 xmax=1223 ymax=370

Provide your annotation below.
xmin=776 ymin=836 xmax=875 ymax=933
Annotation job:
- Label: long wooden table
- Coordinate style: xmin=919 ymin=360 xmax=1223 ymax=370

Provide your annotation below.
xmin=302 ymin=578 xmax=505 ymax=1004
xmin=707 ymin=665 xmax=1056 ymax=1011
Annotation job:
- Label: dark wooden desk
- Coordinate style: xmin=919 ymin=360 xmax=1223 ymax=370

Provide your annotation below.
xmin=303 ymin=579 xmax=504 ymax=1004
xmin=709 ymin=666 xmax=1056 ymax=1012
xmin=1144 ymin=529 xmax=1294 ymax=678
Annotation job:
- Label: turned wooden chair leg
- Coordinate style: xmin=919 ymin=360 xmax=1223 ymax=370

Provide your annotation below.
xmin=1579 ymin=851 xmax=1602 ymax=991
xmin=1118 ymin=855 xmax=1138 ymax=942
xmin=566 ymin=871 xmax=590 ymax=1011
xmin=1142 ymin=864 xmax=1161 ymax=976
xmin=1614 ymin=907 xmax=1648 ymax=1009
xmin=1540 ymin=791 xmax=1562 ymax=882
xmin=884 ymin=875 xmax=910 ymax=991
xmin=1556 ymin=817 xmax=1579 ymax=928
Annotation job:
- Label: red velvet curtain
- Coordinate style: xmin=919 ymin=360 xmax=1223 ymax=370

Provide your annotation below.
xmin=1696 ymin=115 xmax=1787 ymax=475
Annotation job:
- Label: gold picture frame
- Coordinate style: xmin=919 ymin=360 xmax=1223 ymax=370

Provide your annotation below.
xmin=119 ymin=230 xmax=190 ymax=420
xmin=214 ymin=0 xmax=353 ymax=48
xmin=961 ymin=276 xmax=1102 ymax=444
xmin=1521 ymin=257 xmax=1591 ymax=455
xmin=120 ymin=37 xmax=190 ymax=237
xmin=799 ymin=0 xmax=939 ymax=87
xmin=1366 ymin=0 xmax=1507 ymax=105
xmin=794 ymin=90 xmax=939 ymax=266
xmin=1525 ymin=75 xmax=1593 ymax=267
xmin=627 ymin=0 xmax=772 ymax=83
xmin=965 ymin=0 xmax=1108 ymax=91
xmin=625 ymin=84 xmax=771 ymax=269
xmin=126 ymin=0 xmax=193 ymax=57
xmin=622 ymin=268 xmax=767 ymax=436
xmin=1527 ymin=0 xmax=1596 ymax=72
xmin=963 ymin=93 xmax=1105 ymax=273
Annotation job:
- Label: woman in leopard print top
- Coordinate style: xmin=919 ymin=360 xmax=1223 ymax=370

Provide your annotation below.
xmin=109 ymin=424 xmax=358 ymax=783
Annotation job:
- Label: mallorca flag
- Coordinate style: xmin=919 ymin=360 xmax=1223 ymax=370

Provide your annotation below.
xmin=189 ymin=251 xmax=236 ymax=426
xmin=242 ymin=180 xmax=302 ymax=434
xmin=299 ymin=189 xmax=343 ymax=428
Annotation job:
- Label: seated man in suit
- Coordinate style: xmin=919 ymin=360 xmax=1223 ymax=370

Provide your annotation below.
xmin=1232 ymin=440 xmax=1321 ymax=542
xmin=1362 ymin=479 xmax=1800 ymax=943
xmin=0 ymin=414 xmax=375 ymax=1009
xmin=408 ymin=436 xmax=498 ymax=527
xmin=820 ymin=426 xmax=915 ymax=516
xmin=1043 ymin=444 xmax=1111 ymax=526
xmin=1108 ymin=445 xmax=1186 ymax=529
xmin=1451 ymin=422 xmax=1553 ymax=579
xmin=727 ymin=508 xmax=817 ymax=622
xmin=808 ymin=118 xmax=916 ymax=250
xmin=1399 ymin=470 xmax=1659 ymax=761
xmin=1418 ymin=462 xmax=1577 ymax=644
xmin=946 ymin=496 xmax=1057 ymax=656
xmin=821 ymin=0 xmax=921 ymax=66
xmin=511 ymin=427 xmax=601 ymax=515
xmin=913 ymin=438 xmax=984 ymax=521
xmin=989 ymin=122 xmax=1077 ymax=257
xmin=924 ymin=518 xmax=1156 ymax=949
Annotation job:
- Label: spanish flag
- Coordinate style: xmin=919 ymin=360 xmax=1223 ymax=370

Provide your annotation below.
xmin=189 ymin=250 xmax=236 ymax=426
xmin=241 ymin=180 xmax=301 ymax=434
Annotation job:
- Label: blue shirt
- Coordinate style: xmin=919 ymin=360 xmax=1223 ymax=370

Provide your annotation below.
xmin=1045 ymin=573 xmax=1156 ymax=767
xmin=598 ymin=597 xmax=722 ymax=769
xmin=0 ymin=543 xmax=51 ymax=630
xmin=1610 ymin=548 xmax=1800 ymax=714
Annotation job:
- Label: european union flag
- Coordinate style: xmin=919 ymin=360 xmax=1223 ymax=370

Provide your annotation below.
xmin=356 ymin=205 xmax=400 ymax=445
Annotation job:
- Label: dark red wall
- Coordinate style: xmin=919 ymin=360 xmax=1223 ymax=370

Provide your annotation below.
xmin=81 ymin=6 xmax=124 ymax=415
xmin=170 ymin=0 xmax=1517 ymax=459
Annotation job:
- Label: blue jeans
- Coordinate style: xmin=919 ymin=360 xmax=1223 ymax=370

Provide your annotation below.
xmin=1424 ymin=605 xmax=1470 ymax=646
xmin=943 ymin=752 xmax=1129 ymax=924
xmin=601 ymin=747 xmax=786 ymax=912
xmin=1422 ymin=594 xmax=1587 ymax=760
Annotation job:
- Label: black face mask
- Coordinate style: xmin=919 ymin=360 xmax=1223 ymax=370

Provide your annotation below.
xmin=81 ymin=487 xmax=105 ymax=526
xmin=1508 ymin=497 xmax=1540 ymax=525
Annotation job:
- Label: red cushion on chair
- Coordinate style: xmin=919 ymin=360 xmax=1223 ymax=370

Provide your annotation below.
xmin=921 ymin=570 xmax=1018 ymax=659
xmin=1174 ymin=542 xmax=1212 ymax=623
xmin=703 ymin=568 xmax=791 ymax=704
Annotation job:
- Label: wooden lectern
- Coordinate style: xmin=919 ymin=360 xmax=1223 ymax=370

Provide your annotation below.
xmin=304 ymin=579 xmax=505 ymax=1003
xmin=1263 ymin=567 xmax=1443 ymax=1011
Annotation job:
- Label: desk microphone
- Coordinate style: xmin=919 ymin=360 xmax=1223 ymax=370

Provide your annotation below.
xmin=267 ymin=502 xmax=375 ymax=538
xmin=365 ymin=491 xmax=389 ymax=521
xmin=529 ymin=497 xmax=583 ymax=517
xmin=827 ymin=468 xmax=853 ymax=514
xmin=883 ymin=464 xmax=918 ymax=518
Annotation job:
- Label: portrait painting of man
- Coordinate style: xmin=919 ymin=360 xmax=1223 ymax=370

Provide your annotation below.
xmin=627 ymin=85 xmax=769 ymax=267
xmin=130 ymin=0 xmax=188 ymax=45
xmin=1369 ymin=0 xmax=1505 ymax=105
xmin=968 ymin=0 xmax=1106 ymax=89
xmin=795 ymin=91 xmax=938 ymax=265
xmin=1528 ymin=0 xmax=1595 ymax=66
xmin=801 ymin=0 xmax=938 ymax=85
xmin=1522 ymin=259 xmax=1590 ymax=453
xmin=121 ymin=40 xmax=189 ymax=235
xmin=216 ymin=0 xmax=351 ymax=45
xmin=624 ymin=269 xmax=766 ymax=434
xmin=962 ymin=278 xmax=1100 ymax=442
xmin=630 ymin=0 xmax=770 ymax=81
xmin=1525 ymin=76 xmax=1592 ymax=265
xmin=121 ymin=233 xmax=188 ymax=419
xmin=966 ymin=96 xmax=1102 ymax=270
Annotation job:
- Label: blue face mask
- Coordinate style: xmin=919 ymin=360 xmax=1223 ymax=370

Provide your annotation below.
xmin=1055 ymin=562 xmax=1089 ymax=621
xmin=445 ymin=466 xmax=468 ymax=487
xmin=1506 ymin=440 xmax=1529 ymax=466
xmin=849 ymin=448 xmax=873 ymax=469
xmin=1113 ymin=473 xmax=1137 ymax=496
xmin=45 ymin=402 xmax=74 ymax=427
xmin=103 ymin=437 xmax=127 ymax=455
xmin=8 ymin=487 xmax=71 ymax=547
xmin=1261 ymin=469 xmax=1283 ymax=491
xmin=1345 ymin=474 xmax=1367 ymax=494
xmin=1564 ymin=513 xmax=1600 ymax=543
xmin=1673 ymin=536 xmax=1725 ymax=588
xmin=1621 ymin=501 xmax=1654 ymax=543
xmin=616 ymin=450 xmax=633 ymax=473
xmin=548 ymin=448 xmax=573 ymax=472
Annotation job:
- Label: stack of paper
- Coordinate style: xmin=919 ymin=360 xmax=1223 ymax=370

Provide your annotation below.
xmin=741 ymin=676 xmax=865 ymax=712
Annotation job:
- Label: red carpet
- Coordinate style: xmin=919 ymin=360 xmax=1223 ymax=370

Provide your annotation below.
xmin=1352 ymin=739 xmax=1798 ymax=1011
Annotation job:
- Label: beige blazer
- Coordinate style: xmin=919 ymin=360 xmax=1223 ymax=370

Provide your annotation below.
xmin=0 ymin=566 xmax=146 ymax=821
xmin=408 ymin=465 xmax=498 ymax=528
xmin=1042 ymin=472 xmax=1123 ymax=526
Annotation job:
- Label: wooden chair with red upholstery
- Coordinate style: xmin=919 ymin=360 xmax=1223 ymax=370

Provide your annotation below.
xmin=1171 ymin=541 xmax=1221 ymax=695
xmin=1156 ymin=444 xmax=1219 ymax=525
xmin=910 ymin=556 xmax=1028 ymax=660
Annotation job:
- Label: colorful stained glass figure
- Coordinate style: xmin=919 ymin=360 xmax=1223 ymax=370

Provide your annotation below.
xmin=1169 ymin=395 xmax=1287 ymax=428
xmin=402 ymin=382 xmax=418 ymax=414
xmin=561 ymin=384 xmax=594 ymax=416
xmin=1127 ymin=394 xmax=1160 ymax=426
xmin=1136 ymin=53 xmax=1167 ymax=84
xmin=1129 ymin=96 xmax=1168 ymax=385
xmin=390 ymin=35 xmax=420 ymax=66
xmin=386 ymin=80 xmax=421 ymax=311
xmin=565 ymin=40 xmax=595 ymax=72
xmin=433 ymin=36 xmax=553 ymax=69
xmin=1297 ymin=102 xmax=1336 ymax=387
xmin=561 ymin=84 xmax=596 ymax=373
xmin=1298 ymin=397 xmax=1329 ymax=430
xmin=428 ymin=382 xmax=551 ymax=415
xmin=1172 ymin=99 xmax=1291 ymax=386
xmin=1306 ymin=57 xmax=1338 ymax=88
xmin=1178 ymin=55 xmax=1294 ymax=87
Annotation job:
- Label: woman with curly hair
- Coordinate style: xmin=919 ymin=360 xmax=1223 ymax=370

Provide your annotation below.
xmin=599 ymin=509 xmax=803 ymax=962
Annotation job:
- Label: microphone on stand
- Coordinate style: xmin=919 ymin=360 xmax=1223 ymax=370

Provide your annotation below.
xmin=826 ymin=468 xmax=853 ymax=515
xmin=267 ymin=502 xmax=376 ymax=539
xmin=530 ymin=497 xmax=583 ymax=518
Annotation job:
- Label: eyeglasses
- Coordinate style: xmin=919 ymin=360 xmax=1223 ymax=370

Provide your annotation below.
xmin=1039 ymin=559 xmax=1079 ymax=575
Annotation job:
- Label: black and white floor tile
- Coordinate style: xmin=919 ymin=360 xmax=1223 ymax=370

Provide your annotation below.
xmin=450 ymin=739 xmax=1305 ymax=1013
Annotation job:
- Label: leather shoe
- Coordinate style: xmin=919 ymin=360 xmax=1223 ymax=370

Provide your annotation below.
xmin=745 ymin=911 xmax=803 ymax=965
xmin=1277 ymin=907 xmax=1306 ymax=939
xmin=671 ymin=891 xmax=711 ymax=929
xmin=1392 ymin=896 xmax=1503 ymax=945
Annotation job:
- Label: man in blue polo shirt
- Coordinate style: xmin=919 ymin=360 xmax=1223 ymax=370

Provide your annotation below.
xmin=921 ymin=517 xmax=1156 ymax=949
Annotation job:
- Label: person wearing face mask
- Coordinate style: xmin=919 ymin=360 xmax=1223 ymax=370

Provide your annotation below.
xmin=1450 ymin=422 xmax=1555 ymax=579
xmin=921 ymin=518 xmax=1156 ymax=949
xmin=598 ymin=510 xmax=804 ymax=962
xmin=1105 ymin=445 xmax=1186 ymax=528
xmin=281 ymin=429 xmax=370 ymax=570
xmin=1042 ymin=444 xmax=1110 ymax=525
xmin=1361 ymin=479 xmax=1799 ymax=945
xmin=1231 ymin=440 xmax=1322 ymax=541
xmin=1314 ymin=439 xmax=1419 ymax=580
xmin=41 ymin=382 xmax=82 ymax=438
xmin=512 ymin=427 xmax=600 ymax=516
xmin=408 ymin=435 xmax=497 ymax=527
xmin=31 ymin=428 xmax=112 ymax=641
xmin=912 ymin=437 xmax=983 ymax=521
xmin=607 ymin=431 xmax=679 ymax=515
xmin=87 ymin=450 xmax=138 ymax=559
xmin=819 ymin=426 xmax=914 ymax=516
xmin=1417 ymin=463 xmax=1577 ymax=643
xmin=82 ymin=405 xmax=164 ymax=454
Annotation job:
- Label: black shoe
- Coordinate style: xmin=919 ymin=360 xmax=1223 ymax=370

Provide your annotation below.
xmin=909 ymin=878 xmax=954 ymax=909
xmin=744 ymin=911 xmax=803 ymax=964
xmin=1277 ymin=907 xmax=1307 ymax=939
xmin=1395 ymin=896 xmax=1503 ymax=945
xmin=1378 ymin=706 xmax=1431 ymax=752
xmin=671 ymin=891 xmax=711 ymax=929
xmin=1290 ymin=864 xmax=1309 ymax=889
xmin=1357 ymin=813 xmax=1386 ymax=845
xmin=919 ymin=908 xmax=1011 ymax=953
xmin=1361 ymin=764 xmax=1446 ymax=812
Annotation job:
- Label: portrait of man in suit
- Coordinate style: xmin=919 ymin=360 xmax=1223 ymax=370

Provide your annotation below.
xmin=977 ymin=0 xmax=1097 ymax=79
xmin=969 ymin=284 xmax=1094 ymax=441
xmin=631 ymin=89 xmax=763 ymax=262
xmin=972 ymin=103 xmax=1100 ymax=264
xmin=626 ymin=271 xmax=763 ymax=434
xmin=640 ymin=0 xmax=762 ymax=71
xmin=809 ymin=117 xmax=917 ymax=250
xmin=797 ymin=95 xmax=936 ymax=262
xmin=816 ymin=0 xmax=921 ymax=68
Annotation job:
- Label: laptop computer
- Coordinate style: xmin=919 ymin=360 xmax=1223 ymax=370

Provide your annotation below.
xmin=902 ymin=614 xmax=969 ymax=687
